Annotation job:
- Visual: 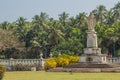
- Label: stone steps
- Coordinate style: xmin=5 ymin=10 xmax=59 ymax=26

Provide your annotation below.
xmin=64 ymin=63 xmax=120 ymax=68
xmin=47 ymin=67 xmax=120 ymax=72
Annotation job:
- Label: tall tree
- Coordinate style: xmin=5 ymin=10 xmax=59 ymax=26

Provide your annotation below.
xmin=93 ymin=5 xmax=107 ymax=25
xmin=59 ymin=12 xmax=69 ymax=27
xmin=75 ymin=12 xmax=87 ymax=28
xmin=1 ymin=21 xmax=9 ymax=30
xmin=75 ymin=12 xmax=87 ymax=47
xmin=106 ymin=10 xmax=114 ymax=25
xmin=112 ymin=2 xmax=120 ymax=22
xmin=15 ymin=17 xmax=27 ymax=41
xmin=0 ymin=29 xmax=25 ymax=58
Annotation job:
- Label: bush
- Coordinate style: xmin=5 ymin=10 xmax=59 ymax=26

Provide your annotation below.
xmin=56 ymin=54 xmax=79 ymax=67
xmin=116 ymin=49 xmax=120 ymax=57
xmin=69 ymin=56 xmax=79 ymax=63
xmin=44 ymin=54 xmax=79 ymax=70
xmin=44 ymin=58 xmax=57 ymax=70
xmin=0 ymin=65 xmax=5 ymax=80
xmin=56 ymin=57 xmax=69 ymax=67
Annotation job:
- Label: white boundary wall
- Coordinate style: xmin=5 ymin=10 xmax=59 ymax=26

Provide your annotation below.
xmin=0 ymin=57 xmax=119 ymax=70
xmin=107 ymin=57 xmax=120 ymax=64
xmin=0 ymin=59 xmax=45 ymax=70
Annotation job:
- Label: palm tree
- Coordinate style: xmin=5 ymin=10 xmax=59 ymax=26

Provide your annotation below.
xmin=1 ymin=21 xmax=9 ymax=30
xmin=49 ymin=28 xmax=64 ymax=46
xmin=31 ymin=12 xmax=50 ymax=58
xmin=93 ymin=5 xmax=107 ymax=25
xmin=104 ymin=27 xmax=120 ymax=57
xmin=75 ymin=12 xmax=87 ymax=27
xmin=110 ymin=36 xmax=119 ymax=57
xmin=111 ymin=2 xmax=120 ymax=22
xmin=75 ymin=12 xmax=87 ymax=47
xmin=106 ymin=10 xmax=114 ymax=25
xmin=58 ymin=12 xmax=70 ymax=39
xmin=32 ymin=12 xmax=49 ymax=26
xmin=59 ymin=12 xmax=69 ymax=27
xmin=32 ymin=12 xmax=49 ymax=44
xmin=15 ymin=17 xmax=27 ymax=44
xmin=16 ymin=17 xmax=26 ymax=28
xmin=69 ymin=17 xmax=76 ymax=27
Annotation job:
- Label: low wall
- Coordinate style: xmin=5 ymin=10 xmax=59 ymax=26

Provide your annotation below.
xmin=107 ymin=57 xmax=120 ymax=64
xmin=0 ymin=57 xmax=120 ymax=71
xmin=0 ymin=59 xmax=45 ymax=71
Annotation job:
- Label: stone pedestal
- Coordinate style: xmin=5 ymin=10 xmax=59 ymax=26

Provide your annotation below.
xmin=84 ymin=48 xmax=101 ymax=55
xmin=79 ymin=54 xmax=107 ymax=63
xmin=87 ymin=31 xmax=98 ymax=48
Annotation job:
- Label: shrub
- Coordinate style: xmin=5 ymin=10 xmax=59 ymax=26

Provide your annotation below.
xmin=44 ymin=58 xmax=57 ymax=70
xmin=0 ymin=65 xmax=5 ymax=80
xmin=44 ymin=54 xmax=79 ymax=70
xmin=59 ymin=54 xmax=70 ymax=58
xmin=56 ymin=57 xmax=69 ymax=67
xmin=56 ymin=54 xmax=79 ymax=67
xmin=69 ymin=56 xmax=79 ymax=63
xmin=116 ymin=49 xmax=120 ymax=57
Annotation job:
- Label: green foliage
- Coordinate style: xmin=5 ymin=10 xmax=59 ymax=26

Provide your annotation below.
xmin=1 ymin=2 xmax=120 ymax=58
xmin=0 ymin=65 xmax=5 ymax=80
xmin=116 ymin=49 xmax=120 ymax=57
xmin=105 ymin=28 xmax=115 ymax=35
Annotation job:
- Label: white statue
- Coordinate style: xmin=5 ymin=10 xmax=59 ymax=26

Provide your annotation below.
xmin=87 ymin=12 xmax=96 ymax=31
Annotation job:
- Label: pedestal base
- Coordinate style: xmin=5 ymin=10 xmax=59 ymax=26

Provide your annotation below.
xmin=79 ymin=54 xmax=107 ymax=63
xmin=84 ymin=48 xmax=101 ymax=54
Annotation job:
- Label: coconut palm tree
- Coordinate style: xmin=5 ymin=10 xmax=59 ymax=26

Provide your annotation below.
xmin=112 ymin=2 xmax=120 ymax=22
xmin=1 ymin=21 xmax=9 ymax=30
xmin=106 ymin=10 xmax=114 ymax=25
xmin=32 ymin=12 xmax=49 ymax=27
xmin=75 ymin=12 xmax=87 ymax=28
xmin=59 ymin=12 xmax=69 ymax=27
xmin=15 ymin=17 xmax=27 ymax=41
xmin=93 ymin=5 xmax=107 ymax=25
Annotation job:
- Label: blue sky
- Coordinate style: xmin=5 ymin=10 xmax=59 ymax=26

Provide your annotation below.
xmin=0 ymin=0 xmax=119 ymax=23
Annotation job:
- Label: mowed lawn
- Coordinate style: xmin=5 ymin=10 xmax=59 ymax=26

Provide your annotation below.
xmin=3 ymin=71 xmax=120 ymax=80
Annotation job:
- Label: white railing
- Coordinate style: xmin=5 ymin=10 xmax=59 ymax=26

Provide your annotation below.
xmin=0 ymin=57 xmax=120 ymax=70
xmin=0 ymin=59 xmax=45 ymax=70
xmin=0 ymin=59 xmax=39 ymax=65
xmin=0 ymin=58 xmax=120 ymax=66
xmin=107 ymin=57 xmax=120 ymax=64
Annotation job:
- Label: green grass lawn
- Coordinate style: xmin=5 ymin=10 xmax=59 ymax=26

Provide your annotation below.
xmin=3 ymin=71 xmax=120 ymax=80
